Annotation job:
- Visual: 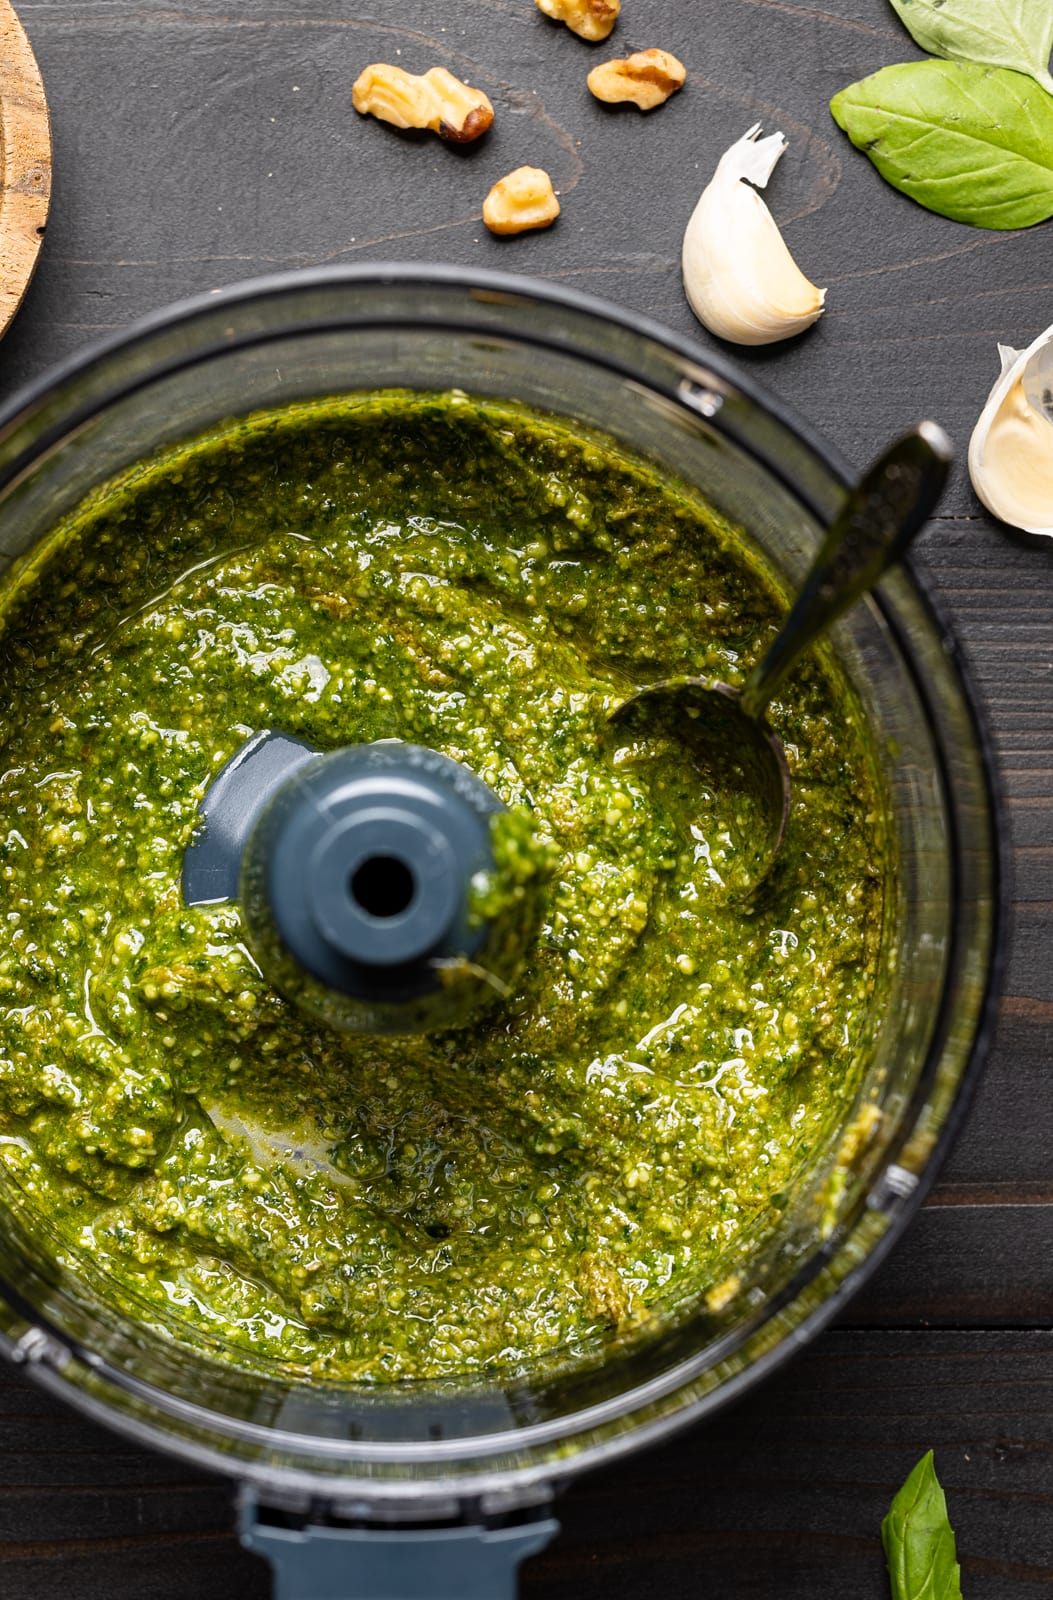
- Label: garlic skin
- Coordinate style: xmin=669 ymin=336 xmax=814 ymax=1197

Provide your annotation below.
xmin=681 ymin=124 xmax=826 ymax=346
xmin=969 ymin=328 xmax=1053 ymax=536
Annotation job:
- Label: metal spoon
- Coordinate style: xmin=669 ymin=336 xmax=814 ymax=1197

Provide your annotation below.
xmin=608 ymin=422 xmax=953 ymax=896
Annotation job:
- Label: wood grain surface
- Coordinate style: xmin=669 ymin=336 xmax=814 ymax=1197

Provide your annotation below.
xmin=2 ymin=1333 xmax=1051 ymax=1599
xmin=0 ymin=0 xmax=49 ymax=339
xmin=0 ymin=0 xmax=1050 ymax=1595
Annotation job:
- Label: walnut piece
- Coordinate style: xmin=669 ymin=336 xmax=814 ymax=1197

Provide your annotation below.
xmin=577 ymin=1252 xmax=631 ymax=1324
xmin=352 ymin=63 xmax=494 ymax=143
xmin=535 ymin=0 xmax=620 ymax=44
xmin=482 ymin=167 xmax=561 ymax=236
xmin=587 ymin=48 xmax=686 ymax=109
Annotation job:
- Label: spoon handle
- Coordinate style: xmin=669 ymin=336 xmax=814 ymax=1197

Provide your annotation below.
xmin=739 ymin=421 xmax=953 ymax=721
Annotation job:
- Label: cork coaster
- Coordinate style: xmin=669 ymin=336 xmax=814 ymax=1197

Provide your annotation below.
xmin=0 ymin=0 xmax=50 ymax=340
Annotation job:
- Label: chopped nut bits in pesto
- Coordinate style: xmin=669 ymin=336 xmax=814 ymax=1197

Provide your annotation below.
xmin=0 ymin=394 xmax=888 ymax=1381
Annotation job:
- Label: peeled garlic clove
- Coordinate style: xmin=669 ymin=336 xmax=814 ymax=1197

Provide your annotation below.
xmin=968 ymin=327 xmax=1053 ymax=536
xmin=681 ymin=124 xmax=826 ymax=346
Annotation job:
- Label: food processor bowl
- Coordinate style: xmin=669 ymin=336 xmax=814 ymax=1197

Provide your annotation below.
xmin=0 ymin=267 xmax=1002 ymax=1598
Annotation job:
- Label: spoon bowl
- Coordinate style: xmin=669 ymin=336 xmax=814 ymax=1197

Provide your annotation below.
xmin=609 ymin=676 xmax=790 ymax=897
xmin=609 ymin=422 xmax=954 ymax=897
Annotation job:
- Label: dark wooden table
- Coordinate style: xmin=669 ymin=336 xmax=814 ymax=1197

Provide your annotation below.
xmin=0 ymin=2 xmax=1049 ymax=1595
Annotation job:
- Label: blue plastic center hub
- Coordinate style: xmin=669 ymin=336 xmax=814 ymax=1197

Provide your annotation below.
xmin=258 ymin=745 xmax=499 ymax=999
xmin=305 ymin=809 xmax=459 ymax=967
xmin=183 ymin=734 xmax=527 ymax=1035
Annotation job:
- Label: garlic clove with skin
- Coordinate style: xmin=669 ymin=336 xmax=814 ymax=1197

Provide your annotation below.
xmin=968 ymin=326 xmax=1053 ymax=536
xmin=682 ymin=124 xmax=826 ymax=346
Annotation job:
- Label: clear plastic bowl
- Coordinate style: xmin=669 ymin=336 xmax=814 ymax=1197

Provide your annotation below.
xmin=0 ymin=266 xmax=1002 ymax=1517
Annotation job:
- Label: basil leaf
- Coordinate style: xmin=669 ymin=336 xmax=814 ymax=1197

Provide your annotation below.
xmin=889 ymin=0 xmax=1053 ymax=96
xmin=830 ymin=59 xmax=1053 ymax=229
xmin=882 ymin=1452 xmax=963 ymax=1600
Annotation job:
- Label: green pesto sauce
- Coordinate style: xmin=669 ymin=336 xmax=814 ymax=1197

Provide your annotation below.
xmin=0 ymin=393 xmax=889 ymax=1382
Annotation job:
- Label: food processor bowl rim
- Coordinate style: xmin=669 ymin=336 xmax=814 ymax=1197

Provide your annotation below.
xmin=0 ymin=262 xmax=865 ymax=489
xmin=0 ymin=263 xmax=1008 ymax=1499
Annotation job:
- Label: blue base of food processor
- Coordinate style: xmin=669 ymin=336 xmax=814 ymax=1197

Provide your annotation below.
xmin=240 ymin=1492 xmax=559 ymax=1600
